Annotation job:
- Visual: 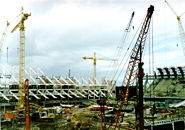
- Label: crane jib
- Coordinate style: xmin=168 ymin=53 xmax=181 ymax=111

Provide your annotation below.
xmin=113 ymin=5 xmax=154 ymax=129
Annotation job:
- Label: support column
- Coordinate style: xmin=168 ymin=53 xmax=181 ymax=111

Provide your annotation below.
xmin=136 ymin=62 xmax=144 ymax=130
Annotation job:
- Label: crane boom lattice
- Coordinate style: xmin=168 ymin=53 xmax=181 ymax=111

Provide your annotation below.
xmin=165 ymin=0 xmax=185 ymax=55
xmin=11 ymin=9 xmax=31 ymax=109
xmin=0 ymin=21 xmax=10 ymax=53
xmin=111 ymin=5 xmax=154 ymax=130
xmin=83 ymin=52 xmax=117 ymax=83
xmin=121 ymin=5 xmax=154 ymax=104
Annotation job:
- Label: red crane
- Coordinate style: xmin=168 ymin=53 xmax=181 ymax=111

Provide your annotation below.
xmin=114 ymin=5 xmax=154 ymax=130
xmin=24 ymin=79 xmax=30 ymax=130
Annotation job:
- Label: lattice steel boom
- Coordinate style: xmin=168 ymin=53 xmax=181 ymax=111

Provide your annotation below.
xmin=113 ymin=5 xmax=154 ymax=130
xmin=165 ymin=0 xmax=185 ymax=55
xmin=11 ymin=9 xmax=31 ymax=109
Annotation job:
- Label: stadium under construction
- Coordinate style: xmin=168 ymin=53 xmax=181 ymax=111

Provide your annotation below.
xmin=0 ymin=2 xmax=185 ymax=130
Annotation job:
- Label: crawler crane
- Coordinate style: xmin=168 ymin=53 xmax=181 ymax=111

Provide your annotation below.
xmin=109 ymin=5 xmax=154 ymax=130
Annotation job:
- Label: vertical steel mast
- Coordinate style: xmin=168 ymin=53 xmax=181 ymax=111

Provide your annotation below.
xmin=165 ymin=0 xmax=185 ymax=55
xmin=121 ymin=5 xmax=154 ymax=105
xmin=114 ymin=5 xmax=154 ymax=129
xmin=11 ymin=9 xmax=31 ymax=109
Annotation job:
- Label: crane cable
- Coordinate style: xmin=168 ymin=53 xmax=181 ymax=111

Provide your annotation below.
xmin=0 ymin=11 xmax=23 ymax=63
xmin=112 ymin=16 xmax=146 ymax=83
xmin=151 ymin=16 xmax=155 ymax=97
xmin=105 ymin=23 xmax=133 ymax=79
xmin=107 ymin=16 xmax=146 ymax=96
xmin=142 ymin=15 xmax=155 ymax=97
xmin=105 ymin=12 xmax=135 ymax=79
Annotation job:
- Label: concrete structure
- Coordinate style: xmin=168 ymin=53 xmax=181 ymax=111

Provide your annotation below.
xmin=0 ymin=65 xmax=115 ymax=106
xmin=144 ymin=66 xmax=185 ymax=98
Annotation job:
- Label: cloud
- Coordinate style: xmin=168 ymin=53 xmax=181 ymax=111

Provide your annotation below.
xmin=0 ymin=0 xmax=185 ymax=85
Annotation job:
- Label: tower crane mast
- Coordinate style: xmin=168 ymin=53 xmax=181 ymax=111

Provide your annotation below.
xmin=11 ymin=8 xmax=31 ymax=109
xmin=165 ymin=0 xmax=185 ymax=55
xmin=83 ymin=52 xmax=117 ymax=83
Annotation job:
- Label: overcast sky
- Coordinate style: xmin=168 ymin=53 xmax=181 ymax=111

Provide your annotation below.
xmin=0 ymin=0 xmax=185 ymax=85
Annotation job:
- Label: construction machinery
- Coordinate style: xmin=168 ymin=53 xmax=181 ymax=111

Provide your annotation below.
xmin=11 ymin=8 xmax=31 ymax=109
xmin=83 ymin=52 xmax=117 ymax=83
xmin=110 ymin=11 xmax=135 ymax=81
xmin=115 ymin=11 xmax=135 ymax=59
xmin=24 ymin=79 xmax=30 ymax=130
xmin=165 ymin=0 xmax=185 ymax=55
xmin=109 ymin=5 xmax=154 ymax=130
xmin=0 ymin=21 xmax=10 ymax=61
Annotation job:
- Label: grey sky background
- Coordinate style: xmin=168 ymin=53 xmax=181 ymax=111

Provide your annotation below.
xmin=0 ymin=0 xmax=185 ymax=84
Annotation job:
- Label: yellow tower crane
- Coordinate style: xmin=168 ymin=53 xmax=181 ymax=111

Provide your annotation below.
xmin=11 ymin=8 xmax=31 ymax=109
xmin=82 ymin=52 xmax=117 ymax=83
xmin=165 ymin=0 xmax=185 ymax=55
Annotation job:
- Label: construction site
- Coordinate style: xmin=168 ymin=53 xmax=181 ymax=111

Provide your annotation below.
xmin=0 ymin=0 xmax=185 ymax=130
